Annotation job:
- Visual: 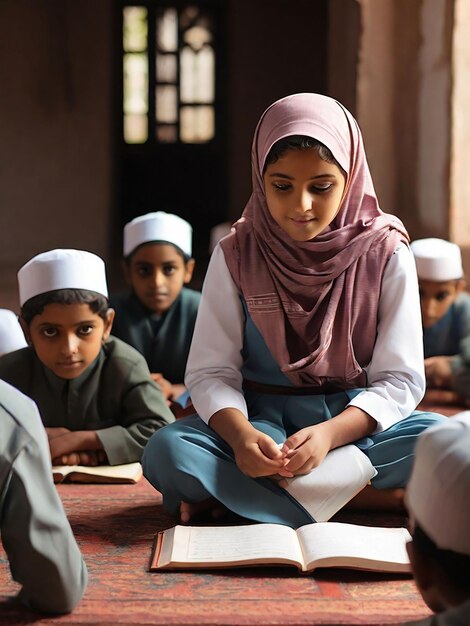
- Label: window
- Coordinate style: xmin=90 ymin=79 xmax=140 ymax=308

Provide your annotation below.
xmin=122 ymin=4 xmax=216 ymax=144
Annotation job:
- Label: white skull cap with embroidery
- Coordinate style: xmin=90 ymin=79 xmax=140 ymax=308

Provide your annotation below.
xmin=410 ymin=238 xmax=463 ymax=282
xmin=123 ymin=211 xmax=192 ymax=258
xmin=405 ymin=413 xmax=470 ymax=555
xmin=18 ymin=249 xmax=108 ymax=306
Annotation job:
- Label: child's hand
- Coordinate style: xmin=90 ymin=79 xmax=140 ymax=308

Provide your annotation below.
xmin=151 ymin=373 xmax=174 ymax=399
xmin=279 ymin=424 xmax=332 ymax=476
xmin=52 ymin=450 xmax=107 ymax=466
xmin=48 ymin=430 xmax=102 ymax=462
xmin=424 ymin=356 xmax=452 ymax=389
xmin=233 ymin=430 xmax=290 ymax=478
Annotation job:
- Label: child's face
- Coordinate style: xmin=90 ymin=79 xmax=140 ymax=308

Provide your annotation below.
xmin=23 ymin=303 xmax=114 ymax=379
xmin=418 ymin=279 xmax=464 ymax=328
xmin=125 ymin=243 xmax=195 ymax=315
xmin=263 ymin=147 xmax=346 ymax=241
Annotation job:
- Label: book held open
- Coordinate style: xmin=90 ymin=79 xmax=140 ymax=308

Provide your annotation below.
xmin=52 ymin=461 xmax=142 ymax=484
xmin=150 ymin=522 xmax=411 ymax=574
xmin=282 ymin=444 xmax=377 ymax=521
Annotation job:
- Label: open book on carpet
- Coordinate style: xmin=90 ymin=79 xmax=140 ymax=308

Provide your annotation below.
xmin=53 ymin=461 xmax=143 ymax=484
xmin=150 ymin=522 xmax=411 ymax=574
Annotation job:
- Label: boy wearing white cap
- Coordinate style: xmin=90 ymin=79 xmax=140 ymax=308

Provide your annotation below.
xmin=0 ymin=249 xmax=174 ymax=466
xmin=0 ymin=308 xmax=27 ymax=356
xmin=0 ymin=379 xmax=87 ymax=613
xmin=410 ymin=238 xmax=470 ymax=395
xmin=110 ymin=212 xmax=201 ymax=405
xmin=404 ymin=414 xmax=470 ymax=625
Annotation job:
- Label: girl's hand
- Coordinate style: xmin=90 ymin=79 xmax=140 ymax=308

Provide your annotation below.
xmin=280 ymin=423 xmax=333 ymax=476
xmin=233 ymin=430 xmax=290 ymax=478
xmin=45 ymin=427 xmax=70 ymax=440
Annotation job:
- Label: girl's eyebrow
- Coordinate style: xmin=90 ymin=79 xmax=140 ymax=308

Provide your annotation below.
xmin=267 ymin=172 xmax=337 ymax=180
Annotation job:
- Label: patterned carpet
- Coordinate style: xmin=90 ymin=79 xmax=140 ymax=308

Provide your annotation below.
xmin=1 ymin=394 xmax=461 ymax=626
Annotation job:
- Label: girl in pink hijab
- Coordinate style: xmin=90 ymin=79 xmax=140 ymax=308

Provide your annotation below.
xmin=143 ymin=93 xmax=444 ymax=527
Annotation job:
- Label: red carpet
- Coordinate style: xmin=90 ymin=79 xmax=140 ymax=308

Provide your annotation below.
xmin=0 ymin=479 xmax=432 ymax=626
xmin=0 ymin=395 xmax=460 ymax=626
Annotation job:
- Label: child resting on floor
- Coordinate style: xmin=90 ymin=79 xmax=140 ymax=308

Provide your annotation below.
xmin=110 ymin=212 xmax=201 ymax=406
xmin=141 ymin=92 xmax=444 ymax=528
xmin=0 ymin=248 xmax=174 ymax=466
xmin=411 ymin=238 xmax=470 ymax=398
xmin=0 ymin=379 xmax=87 ymax=613
xmin=404 ymin=414 xmax=470 ymax=625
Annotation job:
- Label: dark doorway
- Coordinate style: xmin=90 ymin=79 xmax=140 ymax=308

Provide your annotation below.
xmin=116 ymin=1 xmax=227 ymax=261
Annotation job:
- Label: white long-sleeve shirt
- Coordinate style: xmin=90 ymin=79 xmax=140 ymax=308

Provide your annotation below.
xmin=185 ymin=243 xmax=425 ymax=433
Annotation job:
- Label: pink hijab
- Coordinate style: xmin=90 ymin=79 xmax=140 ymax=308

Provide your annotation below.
xmin=220 ymin=93 xmax=409 ymax=388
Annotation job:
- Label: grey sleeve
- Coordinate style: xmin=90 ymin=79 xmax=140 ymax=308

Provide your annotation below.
xmin=1 ymin=432 xmax=87 ymax=613
xmin=97 ymin=360 xmax=175 ymax=465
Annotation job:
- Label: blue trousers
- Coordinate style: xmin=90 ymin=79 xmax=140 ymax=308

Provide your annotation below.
xmin=143 ymin=390 xmax=444 ymax=528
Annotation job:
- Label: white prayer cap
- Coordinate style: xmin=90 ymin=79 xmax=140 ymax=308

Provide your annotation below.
xmin=0 ymin=309 xmax=27 ymax=356
xmin=405 ymin=414 xmax=470 ymax=555
xmin=124 ymin=211 xmax=192 ymax=258
xmin=18 ymin=249 xmax=108 ymax=306
xmin=410 ymin=238 xmax=463 ymax=281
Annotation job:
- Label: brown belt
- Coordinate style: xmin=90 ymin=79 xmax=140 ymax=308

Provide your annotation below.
xmin=243 ymin=379 xmax=346 ymax=396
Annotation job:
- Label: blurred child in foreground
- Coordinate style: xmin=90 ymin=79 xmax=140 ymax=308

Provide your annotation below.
xmin=404 ymin=414 xmax=470 ymax=625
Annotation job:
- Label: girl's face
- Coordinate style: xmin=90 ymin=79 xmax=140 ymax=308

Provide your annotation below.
xmin=263 ymin=148 xmax=346 ymax=241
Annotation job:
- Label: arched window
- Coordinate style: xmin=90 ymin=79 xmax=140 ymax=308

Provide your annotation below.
xmin=122 ymin=3 xmax=217 ymax=144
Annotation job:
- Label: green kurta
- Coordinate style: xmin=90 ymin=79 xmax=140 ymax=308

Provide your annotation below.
xmin=0 ymin=337 xmax=174 ymax=465
xmin=110 ymin=287 xmax=201 ymax=383
xmin=0 ymin=379 xmax=87 ymax=613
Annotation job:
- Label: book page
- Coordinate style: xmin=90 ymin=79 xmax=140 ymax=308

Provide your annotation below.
xmin=165 ymin=524 xmax=304 ymax=568
xmin=52 ymin=461 xmax=142 ymax=482
xmin=283 ymin=445 xmax=376 ymax=521
xmin=297 ymin=522 xmax=411 ymax=573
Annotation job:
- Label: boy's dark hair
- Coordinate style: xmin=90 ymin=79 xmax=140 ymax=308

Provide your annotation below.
xmin=263 ymin=135 xmax=343 ymax=173
xmin=413 ymin=524 xmax=470 ymax=593
xmin=124 ymin=241 xmax=191 ymax=266
xmin=21 ymin=289 xmax=109 ymax=324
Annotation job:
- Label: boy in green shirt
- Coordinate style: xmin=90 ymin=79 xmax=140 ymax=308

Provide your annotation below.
xmin=0 ymin=249 xmax=174 ymax=466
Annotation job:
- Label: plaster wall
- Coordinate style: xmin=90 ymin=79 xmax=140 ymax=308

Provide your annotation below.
xmin=0 ymin=0 xmax=113 ymax=311
xmin=450 ymin=0 xmax=470 ymax=249
xmin=356 ymin=0 xmax=396 ymax=216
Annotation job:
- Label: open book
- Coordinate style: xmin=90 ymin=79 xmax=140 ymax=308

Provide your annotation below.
xmin=282 ymin=444 xmax=376 ymax=521
xmin=52 ymin=461 xmax=143 ymax=484
xmin=150 ymin=522 xmax=411 ymax=574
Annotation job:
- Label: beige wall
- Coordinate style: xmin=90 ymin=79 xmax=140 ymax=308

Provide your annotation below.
xmin=0 ymin=0 xmax=114 ymax=311
xmin=226 ymin=0 xmax=328 ymax=222
xmin=1 ymin=0 xmax=466 ymax=309
xmin=357 ymin=0 xmax=396 ymax=217
xmin=416 ymin=0 xmax=453 ymax=237
xmin=450 ymin=0 xmax=470 ymax=250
